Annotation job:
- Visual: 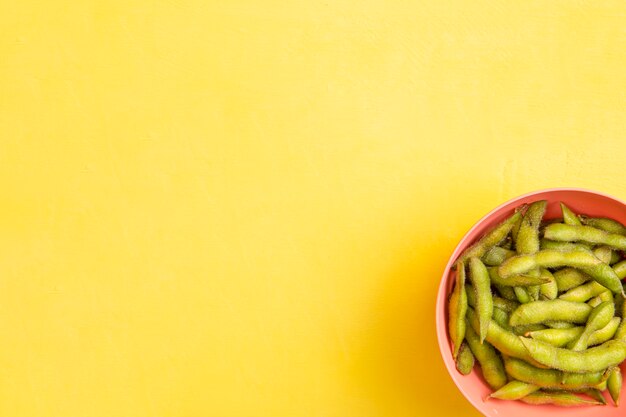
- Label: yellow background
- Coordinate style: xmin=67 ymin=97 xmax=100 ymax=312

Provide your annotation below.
xmin=2 ymin=1 xmax=626 ymax=416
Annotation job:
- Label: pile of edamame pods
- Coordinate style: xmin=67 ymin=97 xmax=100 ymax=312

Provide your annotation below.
xmin=448 ymin=200 xmax=626 ymax=407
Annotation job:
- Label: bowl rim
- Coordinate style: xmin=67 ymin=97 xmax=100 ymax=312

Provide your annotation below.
xmin=435 ymin=187 xmax=626 ymax=415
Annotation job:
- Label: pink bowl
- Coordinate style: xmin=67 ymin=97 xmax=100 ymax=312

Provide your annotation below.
xmin=436 ymin=188 xmax=626 ymax=416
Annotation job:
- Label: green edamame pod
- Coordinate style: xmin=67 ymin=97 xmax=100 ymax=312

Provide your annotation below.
xmin=509 ymin=299 xmax=592 ymax=326
xmin=554 ymin=268 xmax=591 ymax=292
xmin=544 ymin=223 xmax=626 ymax=250
xmin=467 ymin=308 xmax=544 ymax=366
xmin=492 ymin=296 xmax=519 ymax=313
xmin=494 ymin=284 xmax=517 ymax=301
xmin=538 ymin=268 xmax=558 ymax=300
xmin=519 ymin=337 xmax=626 ymax=373
xmin=527 ymin=284 xmax=541 ymax=302
xmin=482 ymin=246 xmax=515 ymax=266
xmin=520 ymin=391 xmax=603 ymax=406
xmin=588 ymin=317 xmax=621 ymax=347
xmin=559 ymin=281 xmax=608 ymax=303
xmin=567 ymin=301 xmax=615 ymax=351
xmin=528 ymin=326 xmax=583 ymax=347
xmin=465 ymin=283 xmax=476 ymax=308
xmin=448 ymin=261 xmax=468 ymax=359
xmin=613 ymin=260 xmax=626 ymax=279
xmin=580 ymin=389 xmax=607 ymax=405
xmin=498 ymin=249 xmax=623 ymax=295
xmin=580 ymin=216 xmax=626 ymax=236
xmin=594 ymin=246 xmax=614 ymax=264
xmin=487 ymin=267 xmax=549 ymax=286
xmin=457 ymin=208 xmax=526 ymax=264
xmin=465 ymin=324 xmax=507 ymax=390
xmin=540 ymin=239 xmax=592 ymax=252
xmin=516 ymin=200 xmax=547 ymax=255
xmin=513 ymin=286 xmax=532 ymax=304
xmin=545 ymin=321 xmax=576 ymax=329
xmin=607 ymin=367 xmax=622 ymax=406
xmin=610 ymin=250 xmax=622 ymax=265
xmin=492 ymin=307 xmax=511 ymax=331
xmin=561 ymin=203 xmax=581 ymax=226
xmin=455 ymin=342 xmax=475 ymax=375
xmin=488 ymin=380 xmax=539 ymax=401
xmin=614 ymin=319 xmax=626 ymax=342
xmin=468 ymin=257 xmax=492 ymax=343
xmin=503 ymin=356 xmax=610 ymax=390
xmin=512 ymin=323 xmax=546 ymax=336
xmin=588 ymin=291 xmax=613 ymax=308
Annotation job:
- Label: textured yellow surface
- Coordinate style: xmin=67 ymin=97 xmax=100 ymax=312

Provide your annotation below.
xmin=2 ymin=1 xmax=626 ymax=416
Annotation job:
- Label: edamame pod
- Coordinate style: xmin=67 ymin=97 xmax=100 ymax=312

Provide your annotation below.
xmin=488 ymin=267 xmax=549 ymax=287
xmin=469 ymin=257 xmax=492 ymax=343
xmin=540 ymin=239 xmax=592 ymax=252
xmin=513 ymin=287 xmax=532 ymax=304
xmin=519 ymin=337 xmax=626 ymax=373
xmin=467 ymin=308 xmax=544 ymax=366
xmin=560 ymin=281 xmax=608 ymax=303
xmin=594 ymin=246 xmax=615 ymax=264
xmin=520 ymin=391 xmax=603 ymax=406
xmin=482 ymin=246 xmax=515 ymax=266
xmin=527 ymin=326 xmax=584 ymax=348
xmin=455 ymin=342 xmax=475 ymax=375
xmin=509 ymin=300 xmax=592 ymax=326
xmin=607 ymin=367 xmax=622 ymax=406
xmin=561 ymin=203 xmax=581 ymax=226
xmin=538 ymin=268 xmax=558 ymax=300
xmin=580 ymin=216 xmax=626 ymax=236
xmin=516 ymin=200 xmax=546 ymax=255
xmin=488 ymin=380 xmax=539 ymax=401
xmin=588 ymin=317 xmax=621 ymax=347
xmin=465 ymin=324 xmax=507 ymax=390
xmin=494 ymin=284 xmax=517 ymax=301
xmin=492 ymin=296 xmax=519 ymax=313
xmin=492 ymin=307 xmax=511 ymax=331
xmin=580 ymin=389 xmax=607 ymax=405
xmin=498 ymin=250 xmax=623 ymax=295
xmin=457 ymin=208 xmax=526 ymax=264
xmin=544 ymin=223 xmax=626 ymax=250
xmin=503 ymin=356 xmax=610 ymax=390
xmin=613 ymin=260 xmax=626 ymax=279
xmin=448 ymin=261 xmax=468 ymax=359
xmin=567 ymin=301 xmax=614 ymax=351
xmin=554 ymin=268 xmax=591 ymax=292
xmin=588 ymin=291 xmax=613 ymax=308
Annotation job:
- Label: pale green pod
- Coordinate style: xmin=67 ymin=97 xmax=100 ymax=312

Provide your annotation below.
xmin=468 ymin=257 xmax=492 ymax=343
xmin=504 ymin=356 xmax=610 ymax=390
xmin=509 ymin=300 xmax=592 ymax=326
xmin=516 ymin=200 xmax=546 ymax=255
xmin=560 ymin=281 xmax=608 ymax=303
xmin=553 ymin=268 xmax=591 ymax=292
xmin=580 ymin=216 xmax=626 ymax=236
xmin=455 ymin=342 xmax=475 ymax=375
xmin=482 ymin=246 xmax=515 ymax=266
xmin=520 ymin=391 xmax=603 ymax=406
xmin=544 ymin=223 xmax=626 ymax=250
xmin=458 ymin=209 xmax=526 ymax=264
xmin=465 ymin=324 xmax=506 ymax=390
xmin=519 ymin=337 xmax=626 ymax=373
xmin=561 ymin=203 xmax=581 ymax=226
xmin=448 ymin=261 xmax=468 ymax=359
xmin=499 ymin=249 xmax=623 ymax=295
xmin=607 ymin=367 xmax=622 ymax=406
xmin=567 ymin=301 xmax=614 ymax=351
xmin=488 ymin=380 xmax=539 ymax=401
